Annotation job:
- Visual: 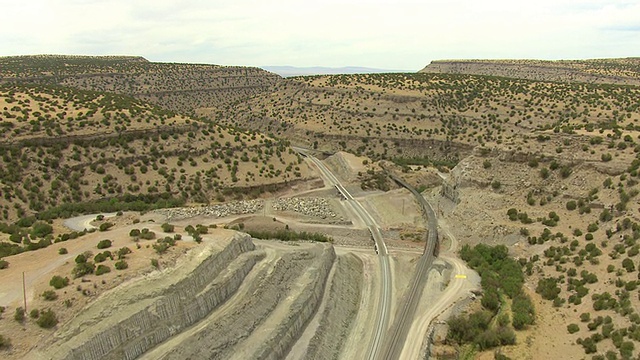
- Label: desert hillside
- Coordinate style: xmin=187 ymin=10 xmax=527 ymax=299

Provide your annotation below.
xmin=420 ymin=58 xmax=640 ymax=86
xmin=0 ymin=83 xmax=313 ymax=222
xmin=0 ymin=55 xmax=280 ymax=114
xmin=213 ymin=71 xmax=640 ymax=169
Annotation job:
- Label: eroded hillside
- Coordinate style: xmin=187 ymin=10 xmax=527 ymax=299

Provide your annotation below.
xmin=0 ymin=55 xmax=280 ymax=113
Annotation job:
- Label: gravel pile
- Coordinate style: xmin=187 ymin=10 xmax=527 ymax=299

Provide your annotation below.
xmin=155 ymin=200 xmax=264 ymax=220
xmin=273 ymin=197 xmax=343 ymax=220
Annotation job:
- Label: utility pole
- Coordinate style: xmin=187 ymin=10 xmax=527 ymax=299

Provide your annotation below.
xmin=22 ymin=271 xmax=27 ymax=312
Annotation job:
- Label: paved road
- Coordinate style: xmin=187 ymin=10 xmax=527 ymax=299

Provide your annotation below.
xmin=295 ymin=148 xmax=392 ymax=360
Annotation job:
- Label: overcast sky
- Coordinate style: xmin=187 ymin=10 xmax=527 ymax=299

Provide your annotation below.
xmin=1 ymin=0 xmax=638 ymax=70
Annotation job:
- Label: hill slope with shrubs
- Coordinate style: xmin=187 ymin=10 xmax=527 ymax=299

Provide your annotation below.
xmin=0 ymin=83 xmax=312 ymax=224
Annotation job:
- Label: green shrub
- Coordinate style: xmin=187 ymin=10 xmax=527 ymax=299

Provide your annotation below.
xmin=49 ymin=275 xmax=69 ymax=289
xmin=117 ymin=247 xmax=131 ymax=259
xmin=14 ymin=307 xmax=24 ymax=322
xmin=36 ymin=309 xmax=58 ymax=329
xmin=99 ymin=222 xmax=113 ymax=231
xmin=72 ymin=261 xmax=95 ymax=278
xmin=129 ymin=228 xmax=141 ymax=237
xmin=58 ymin=247 xmax=68 ymax=255
xmin=42 ymin=290 xmax=58 ymax=301
xmin=30 ymin=309 xmax=39 ymax=319
xmin=95 ymin=264 xmax=111 ymax=275
xmin=139 ymin=228 xmax=156 ymax=240
xmin=94 ymin=251 xmax=112 ymax=263
xmin=566 ymin=201 xmax=577 ymax=211
xmin=0 ymin=334 xmax=11 ymax=349
xmin=96 ymin=239 xmax=112 ymax=249
xmin=161 ymin=223 xmax=174 ymax=233
xmin=114 ymin=260 xmax=128 ymax=270
xmin=0 ymin=260 xmax=8 ymax=269
xmin=151 ymin=258 xmax=159 ymax=269
xmin=567 ymin=323 xmax=580 ymax=334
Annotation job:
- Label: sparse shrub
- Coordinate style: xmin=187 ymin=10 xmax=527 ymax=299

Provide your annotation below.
xmin=580 ymin=312 xmax=591 ymax=322
xmin=49 ymin=275 xmax=69 ymax=289
xmin=29 ymin=309 xmax=39 ymax=319
xmin=14 ymin=307 xmax=24 ymax=322
xmin=568 ymin=323 xmax=580 ymax=334
xmin=95 ymin=264 xmax=111 ymax=275
xmin=139 ymin=228 xmax=156 ymax=240
xmin=42 ymin=290 xmax=58 ymax=301
xmin=151 ymin=258 xmax=159 ymax=269
xmin=72 ymin=261 xmax=95 ymax=278
xmin=36 ymin=309 xmax=58 ymax=329
xmin=96 ymin=239 xmax=112 ymax=249
xmin=117 ymin=247 xmax=131 ymax=259
xmin=99 ymin=222 xmax=113 ymax=231
xmin=0 ymin=334 xmax=11 ymax=350
xmin=114 ymin=260 xmax=128 ymax=270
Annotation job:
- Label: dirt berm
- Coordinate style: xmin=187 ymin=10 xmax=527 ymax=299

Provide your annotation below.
xmin=28 ymin=230 xmax=262 ymax=360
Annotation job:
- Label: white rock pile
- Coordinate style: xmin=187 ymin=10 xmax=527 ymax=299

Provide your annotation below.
xmin=155 ymin=200 xmax=264 ymax=220
xmin=273 ymin=197 xmax=342 ymax=219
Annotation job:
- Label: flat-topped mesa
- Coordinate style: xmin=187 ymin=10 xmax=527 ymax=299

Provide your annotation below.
xmin=0 ymin=55 xmax=281 ymax=113
xmin=420 ymin=58 xmax=640 ymax=86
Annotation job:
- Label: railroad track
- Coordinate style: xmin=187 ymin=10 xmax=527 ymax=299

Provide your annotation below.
xmin=381 ymin=172 xmax=439 ymax=360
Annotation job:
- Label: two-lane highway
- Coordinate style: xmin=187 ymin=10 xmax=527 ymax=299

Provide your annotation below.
xmin=295 ymin=148 xmax=392 ymax=360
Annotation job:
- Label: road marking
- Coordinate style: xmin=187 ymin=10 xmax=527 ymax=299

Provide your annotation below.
xmin=454 ymin=274 xmax=467 ymax=279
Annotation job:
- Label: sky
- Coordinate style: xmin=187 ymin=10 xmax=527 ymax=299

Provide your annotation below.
xmin=1 ymin=0 xmax=639 ymax=71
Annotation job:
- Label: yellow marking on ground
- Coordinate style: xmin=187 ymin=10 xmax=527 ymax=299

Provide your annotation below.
xmin=454 ymin=274 xmax=467 ymax=279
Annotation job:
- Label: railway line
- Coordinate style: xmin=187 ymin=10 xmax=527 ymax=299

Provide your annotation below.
xmin=381 ymin=172 xmax=439 ymax=360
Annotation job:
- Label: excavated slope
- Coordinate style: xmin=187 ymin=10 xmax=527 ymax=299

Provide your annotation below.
xmin=303 ymin=253 xmax=364 ymax=360
xmin=29 ymin=231 xmax=261 ymax=360
xmin=158 ymin=243 xmax=336 ymax=359
xmin=29 ymin=231 xmax=346 ymax=360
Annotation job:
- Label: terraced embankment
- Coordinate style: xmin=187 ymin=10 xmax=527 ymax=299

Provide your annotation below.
xmin=29 ymin=231 xmax=260 ymax=360
xmin=27 ymin=228 xmax=369 ymax=360
xmin=156 ymin=243 xmax=336 ymax=360
xmin=302 ymin=253 xmax=364 ymax=360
